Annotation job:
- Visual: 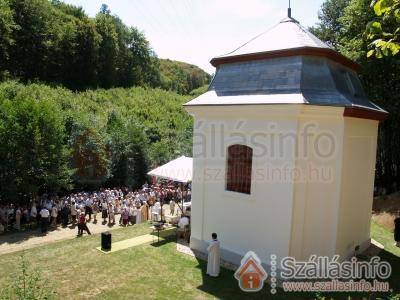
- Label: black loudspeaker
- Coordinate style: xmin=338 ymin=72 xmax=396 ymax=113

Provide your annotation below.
xmin=101 ymin=232 xmax=112 ymax=251
xmin=395 ymin=217 xmax=400 ymax=242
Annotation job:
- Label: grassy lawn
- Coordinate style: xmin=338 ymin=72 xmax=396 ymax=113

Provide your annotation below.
xmin=0 ymin=223 xmax=264 ymax=300
xmin=371 ymin=220 xmax=400 ymax=257
xmin=370 ymin=220 xmax=400 ymax=295
xmin=0 ymin=221 xmax=398 ymax=299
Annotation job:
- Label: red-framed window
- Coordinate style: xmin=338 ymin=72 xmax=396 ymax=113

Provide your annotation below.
xmin=226 ymin=144 xmax=253 ymax=195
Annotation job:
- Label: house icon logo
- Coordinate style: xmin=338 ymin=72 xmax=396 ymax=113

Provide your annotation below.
xmin=234 ymin=251 xmax=268 ymax=292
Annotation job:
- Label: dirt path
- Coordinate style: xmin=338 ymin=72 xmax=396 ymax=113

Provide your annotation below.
xmin=0 ymin=204 xmax=181 ymax=255
xmin=0 ymin=220 xmax=124 ymax=255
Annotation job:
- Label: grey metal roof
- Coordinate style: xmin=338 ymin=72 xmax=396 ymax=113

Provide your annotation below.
xmin=184 ymin=16 xmax=387 ymax=117
xmin=215 ymin=17 xmax=331 ymax=60
xmin=185 ymin=55 xmax=386 ymax=114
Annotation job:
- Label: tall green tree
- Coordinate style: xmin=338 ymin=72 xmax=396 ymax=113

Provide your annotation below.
xmin=47 ymin=11 xmax=78 ymax=87
xmin=72 ymin=18 xmax=101 ymax=89
xmin=309 ymin=0 xmax=350 ymax=49
xmin=129 ymin=27 xmax=161 ymax=87
xmin=8 ymin=0 xmax=63 ymax=82
xmin=71 ymin=124 xmax=111 ymax=190
xmin=95 ymin=6 xmax=119 ymax=88
xmin=105 ymin=111 xmax=149 ymax=189
xmin=0 ymin=86 xmax=72 ymax=202
xmin=0 ymin=0 xmax=17 ymax=79
xmin=51 ymin=0 xmax=86 ymax=19
xmin=313 ymin=0 xmax=400 ymax=192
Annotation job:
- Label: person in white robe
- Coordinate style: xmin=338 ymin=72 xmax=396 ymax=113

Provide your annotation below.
xmin=135 ymin=205 xmax=142 ymax=224
xmin=169 ymin=199 xmax=175 ymax=216
xmin=152 ymin=202 xmax=161 ymax=221
xmin=30 ymin=203 xmax=37 ymax=220
xmin=206 ymin=233 xmax=220 ymax=277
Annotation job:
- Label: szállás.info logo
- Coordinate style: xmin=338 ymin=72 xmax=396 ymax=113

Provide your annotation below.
xmin=234 ymin=251 xmax=268 ymax=292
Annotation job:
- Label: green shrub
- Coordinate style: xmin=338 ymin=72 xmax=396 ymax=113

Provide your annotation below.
xmin=1 ymin=254 xmax=56 ymax=300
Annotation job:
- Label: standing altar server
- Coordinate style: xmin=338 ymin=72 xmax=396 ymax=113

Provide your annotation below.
xmin=206 ymin=233 xmax=220 ymax=277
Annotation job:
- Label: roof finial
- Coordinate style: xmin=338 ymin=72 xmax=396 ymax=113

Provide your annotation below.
xmin=288 ymin=0 xmax=292 ymax=18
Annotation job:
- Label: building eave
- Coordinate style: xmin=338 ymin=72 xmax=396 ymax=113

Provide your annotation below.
xmin=210 ymin=47 xmax=361 ymax=72
xmin=343 ymin=106 xmax=389 ymax=122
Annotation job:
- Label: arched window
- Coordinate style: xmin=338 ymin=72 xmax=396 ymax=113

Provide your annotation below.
xmin=226 ymin=144 xmax=253 ymax=194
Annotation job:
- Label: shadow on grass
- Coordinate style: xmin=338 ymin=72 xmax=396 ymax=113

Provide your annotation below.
xmin=150 ymin=238 xmax=173 ymax=248
xmin=194 ymin=248 xmax=400 ymax=300
xmin=193 ymin=257 xmax=316 ymax=300
xmin=0 ymin=220 xmax=116 ymax=246
xmin=377 ymin=249 xmax=400 ymax=295
xmin=150 ymin=232 xmax=176 ymax=247
xmin=194 ymin=257 xmax=270 ymax=299
xmin=0 ymin=225 xmax=63 ymax=245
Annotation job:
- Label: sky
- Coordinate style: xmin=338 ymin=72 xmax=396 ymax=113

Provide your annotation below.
xmin=63 ymin=0 xmax=325 ymax=73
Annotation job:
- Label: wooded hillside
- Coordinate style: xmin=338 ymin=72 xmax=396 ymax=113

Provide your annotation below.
xmin=159 ymin=59 xmax=211 ymax=95
xmin=0 ymin=81 xmax=195 ymax=202
xmin=0 ymin=0 xmax=210 ymax=93
xmin=0 ymin=0 xmax=212 ymax=203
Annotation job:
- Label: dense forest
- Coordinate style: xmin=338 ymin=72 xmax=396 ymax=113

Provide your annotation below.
xmin=0 ymin=81 xmax=199 ymax=202
xmin=0 ymin=0 xmax=210 ymax=93
xmin=310 ymin=0 xmax=400 ymax=193
xmin=0 ymin=0 xmax=212 ymax=203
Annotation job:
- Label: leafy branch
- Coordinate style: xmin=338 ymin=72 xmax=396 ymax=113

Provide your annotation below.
xmin=365 ymin=0 xmax=400 ymax=58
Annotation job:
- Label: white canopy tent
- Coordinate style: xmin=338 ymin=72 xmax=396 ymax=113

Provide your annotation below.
xmin=147 ymin=156 xmax=193 ymax=183
xmin=147 ymin=156 xmax=193 ymax=219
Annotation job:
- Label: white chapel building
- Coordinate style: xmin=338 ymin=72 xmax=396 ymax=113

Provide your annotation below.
xmin=184 ymin=12 xmax=387 ymax=267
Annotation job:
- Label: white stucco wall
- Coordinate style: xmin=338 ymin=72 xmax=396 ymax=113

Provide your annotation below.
xmin=187 ymin=105 xmax=301 ymax=264
xmin=186 ymin=104 xmax=379 ymax=265
xmin=335 ymin=118 xmax=378 ymax=258
xmin=289 ymin=106 xmax=345 ymax=259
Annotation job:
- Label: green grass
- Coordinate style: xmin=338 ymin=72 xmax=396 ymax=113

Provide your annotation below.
xmin=371 ymin=220 xmax=400 ymax=257
xmin=0 ymin=221 xmax=398 ymax=299
xmin=0 ymin=223 xmax=262 ymax=300
xmin=370 ymin=220 xmax=400 ymax=296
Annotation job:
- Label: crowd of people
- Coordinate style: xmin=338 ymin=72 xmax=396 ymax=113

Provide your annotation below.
xmin=0 ymin=183 xmax=191 ymax=236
